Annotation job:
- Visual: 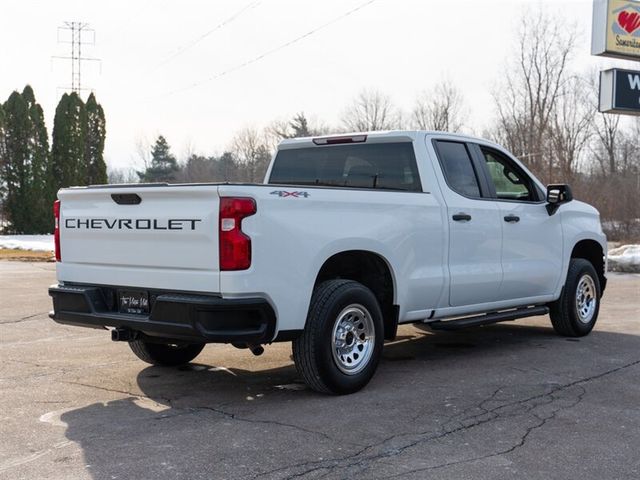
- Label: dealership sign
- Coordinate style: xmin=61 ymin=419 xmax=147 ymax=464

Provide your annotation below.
xmin=599 ymin=68 xmax=640 ymax=115
xmin=592 ymin=0 xmax=640 ymax=60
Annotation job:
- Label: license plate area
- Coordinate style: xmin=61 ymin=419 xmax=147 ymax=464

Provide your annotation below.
xmin=119 ymin=290 xmax=150 ymax=315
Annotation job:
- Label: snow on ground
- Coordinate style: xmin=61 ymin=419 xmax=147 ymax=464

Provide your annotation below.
xmin=608 ymin=245 xmax=640 ymax=273
xmin=0 ymin=235 xmax=54 ymax=252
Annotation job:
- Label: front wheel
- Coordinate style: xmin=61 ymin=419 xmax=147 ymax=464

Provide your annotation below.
xmin=293 ymin=280 xmax=384 ymax=395
xmin=549 ymin=258 xmax=601 ymax=337
xmin=128 ymin=340 xmax=205 ymax=366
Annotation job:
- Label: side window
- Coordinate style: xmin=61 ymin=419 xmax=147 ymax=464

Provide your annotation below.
xmin=481 ymin=149 xmax=537 ymax=202
xmin=434 ymin=141 xmax=481 ymax=198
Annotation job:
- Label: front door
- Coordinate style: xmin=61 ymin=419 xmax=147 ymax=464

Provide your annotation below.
xmin=477 ymin=146 xmax=563 ymax=300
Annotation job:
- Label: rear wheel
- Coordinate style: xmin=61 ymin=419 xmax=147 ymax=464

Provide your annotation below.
xmin=549 ymin=258 xmax=601 ymax=337
xmin=128 ymin=340 xmax=205 ymax=366
xmin=292 ymin=280 xmax=384 ymax=395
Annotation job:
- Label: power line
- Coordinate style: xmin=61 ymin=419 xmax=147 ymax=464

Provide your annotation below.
xmin=158 ymin=0 xmax=376 ymax=98
xmin=148 ymin=0 xmax=261 ymax=72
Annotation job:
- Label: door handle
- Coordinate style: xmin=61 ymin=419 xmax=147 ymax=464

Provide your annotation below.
xmin=504 ymin=215 xmax=520 ymax=223
xmin=452 ymin=213 xmax=472 ymax=222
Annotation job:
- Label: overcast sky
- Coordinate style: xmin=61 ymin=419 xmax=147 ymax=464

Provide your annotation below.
xmin=1 ymin=0 xmax=632 ymax=170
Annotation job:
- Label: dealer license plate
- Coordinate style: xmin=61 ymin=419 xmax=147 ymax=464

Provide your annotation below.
xmin=119 ymin=290 xmax=150 ymax=315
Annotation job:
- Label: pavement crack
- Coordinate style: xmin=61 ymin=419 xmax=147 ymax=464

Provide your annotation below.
xmin=384 ymin=385 xmax=588 ymax=478
xmin=62 ymin=381 xmax=348 ymax=446
xmin=192 ymin=405 xmax=350 ymax=445
xmin=62 ymin=380 xmax=174 ymax=406
xmin=1 ymin=311 xmax=49 ymax=324
xmin=254 ymin=358 xmax=640 ymax=480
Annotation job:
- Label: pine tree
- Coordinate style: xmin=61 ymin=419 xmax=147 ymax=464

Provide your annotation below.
xmin=290 ymin=112 xmax=312 ymax=138
xmin=2 ymin=91 xmax=34 ymax=233
xmin=51 ymin=92 xmax=87 ymax=190
xmin=22 ymin=86 xmax=51 ymax=232
xmin=84 ymin=93 xmax=107 ymax=185
xmin=137 ymin=135 xmax=179 ymax=182
xmin=0 ymin=103 xmax=7 ymax=227
xmin=217 ymin=151 xmax=237 ymax=181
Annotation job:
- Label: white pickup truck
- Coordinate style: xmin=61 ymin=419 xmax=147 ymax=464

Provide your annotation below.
xmin=49 ymin=131 xmax=607 ymax=394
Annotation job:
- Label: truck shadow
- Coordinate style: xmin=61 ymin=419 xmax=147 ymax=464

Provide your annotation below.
xmin=59 ymin=323 xmax=637 ymax=479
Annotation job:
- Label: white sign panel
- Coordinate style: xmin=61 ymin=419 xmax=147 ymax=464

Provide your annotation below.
xmin=592 ymin=0 xmax=640 ymax=60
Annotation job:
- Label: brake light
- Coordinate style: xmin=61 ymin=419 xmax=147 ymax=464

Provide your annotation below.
xmin=219 ymin=197 xmax=256 ymax=271
xmin=53 ymin=200 xmax=61 ymax=261
xmin=312 ymin=135 xmax=367 ymax=145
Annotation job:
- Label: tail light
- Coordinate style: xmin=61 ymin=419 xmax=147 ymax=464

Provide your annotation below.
xmin=53 ymin=200 xmax=61 ymax=261
xmin=219 ymin=197 xmax=256 ymax=271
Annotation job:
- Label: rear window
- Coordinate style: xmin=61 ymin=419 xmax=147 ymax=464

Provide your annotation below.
xmin=268 ymin=142 xmax=422 ymax=192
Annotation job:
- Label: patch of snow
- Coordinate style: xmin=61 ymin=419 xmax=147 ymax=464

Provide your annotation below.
xmin=608 ymin=244 xmax=640 ymax=273
xmin=0 ymin=235 xmax=54 ymax=252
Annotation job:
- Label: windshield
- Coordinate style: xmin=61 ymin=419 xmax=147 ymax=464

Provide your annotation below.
xmin=269 ymin=142 xmax=421 ymax=192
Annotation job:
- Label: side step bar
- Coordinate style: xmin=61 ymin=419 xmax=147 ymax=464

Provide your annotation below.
xmin=428 ymin=305 xmax=549 ymax=331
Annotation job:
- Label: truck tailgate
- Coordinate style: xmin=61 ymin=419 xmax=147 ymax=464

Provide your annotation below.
xmin=56 ymin=185 xmax=221 ymax=293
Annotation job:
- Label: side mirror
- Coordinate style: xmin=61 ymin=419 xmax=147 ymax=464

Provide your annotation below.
xmin=546 ymin=184 xmax=573 ymax=215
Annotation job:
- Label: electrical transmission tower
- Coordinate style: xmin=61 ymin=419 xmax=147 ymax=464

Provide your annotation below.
xmin=52 ymin=21 xmax=101 ymax=94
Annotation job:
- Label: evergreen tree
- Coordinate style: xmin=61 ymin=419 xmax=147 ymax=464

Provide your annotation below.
xmin=0 ymin=87 xmax=50 ymax=233
xmin=22 ymin=86 xmax=51 ymax=232
xmin=137 ymin=135 xmax=179 ymax=182
xmin=0 ymin=103 xmax=6 ymax=226
xmin=217 ymin=151 xmax=237 ymax=181
xmin=290 ymin=112 xmax=312 ymax=138
xmin=1 ymin=91 xmax=30 ymax=233
xmin=51 ymin=92 xmax=87 ymax=190
xmin=84 ymin=93 xmax=107 ymax=185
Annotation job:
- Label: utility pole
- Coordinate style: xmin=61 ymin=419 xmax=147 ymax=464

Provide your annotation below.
xmin=52 ymin=21 xmax=101 ymax=94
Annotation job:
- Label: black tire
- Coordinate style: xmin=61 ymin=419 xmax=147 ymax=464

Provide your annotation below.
xmin=549 ymin=258 xmax=601 ymax=337
xmin=128 ymin=340 xmax=205 ymax=366
xmin=292 ymin=280 xmax=384 ymax=395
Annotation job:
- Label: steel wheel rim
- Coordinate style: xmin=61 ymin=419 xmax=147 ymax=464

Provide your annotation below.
xmin=575 ymin=274 xmax=597 ymax=324
xmin=331 ymin=304 xmax=375 ymax=375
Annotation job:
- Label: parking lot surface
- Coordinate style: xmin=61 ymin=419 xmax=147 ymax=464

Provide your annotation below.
xmin=1 ymin=261 xmax=639 ymax=480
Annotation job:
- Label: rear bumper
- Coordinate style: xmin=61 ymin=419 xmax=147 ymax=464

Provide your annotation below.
xmin=48 ymin=284 xmax=276 ymax=344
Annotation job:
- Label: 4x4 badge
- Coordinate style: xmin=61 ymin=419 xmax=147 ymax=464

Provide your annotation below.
xmin=270 ymin=190 xmax=310 ymax=198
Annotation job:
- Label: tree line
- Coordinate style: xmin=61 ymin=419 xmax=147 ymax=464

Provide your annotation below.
xmin=0 ymin=87 xmax=106 ymax=233
xmin=1 ymin=10 xmax=638 ymax=239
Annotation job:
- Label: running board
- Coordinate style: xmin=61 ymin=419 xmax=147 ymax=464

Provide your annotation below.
xmin=428 ymin=306 xmax=549 ymax=331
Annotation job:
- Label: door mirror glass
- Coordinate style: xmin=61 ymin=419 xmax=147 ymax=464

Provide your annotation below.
xmin=546 ymin=184 xmax=573 ymax=214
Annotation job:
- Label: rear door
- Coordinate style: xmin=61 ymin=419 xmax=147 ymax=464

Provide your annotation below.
xmin=432 ymin=140 xmax=503 ymax=307
xmin=57 ymin=185 xmax=221 ymax=293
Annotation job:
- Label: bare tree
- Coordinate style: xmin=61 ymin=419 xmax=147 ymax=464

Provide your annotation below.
xmin=492 ymin=9 xmax=576 ymax=181
xmin=107 ymin=167 xmax=139 ymax=184
xmin=341 ymin=89 xmax=401 ymax=132
xmin=411 ymin=81 xmax=465 ymax=132
xmin=176 ymin=154 xmax=216 ymax=183
xmin=592 ymin=112 xmax=622 ymax=176
xmin=547 ymin=75 xmax=593 ymax=181
xmin=231 ymin=127 xmax=272 ymax=182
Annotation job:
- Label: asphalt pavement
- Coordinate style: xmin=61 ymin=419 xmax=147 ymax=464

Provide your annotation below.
xmin=1 ymin=261 xmax=639 ymax=480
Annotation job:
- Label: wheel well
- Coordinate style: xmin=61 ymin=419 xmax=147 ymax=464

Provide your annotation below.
xmin=315 ymin=251 xmax=398 ymax=340
xmin=571 ymin=240 xmax=606 ymax=293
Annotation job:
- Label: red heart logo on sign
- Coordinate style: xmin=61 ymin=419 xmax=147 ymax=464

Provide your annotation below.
xmin=618 ymin=10 xmax=640 ymax=34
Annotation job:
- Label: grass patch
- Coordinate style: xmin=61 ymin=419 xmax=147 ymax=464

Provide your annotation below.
xmin=0 ymin=249 xmax=54 ymax=262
